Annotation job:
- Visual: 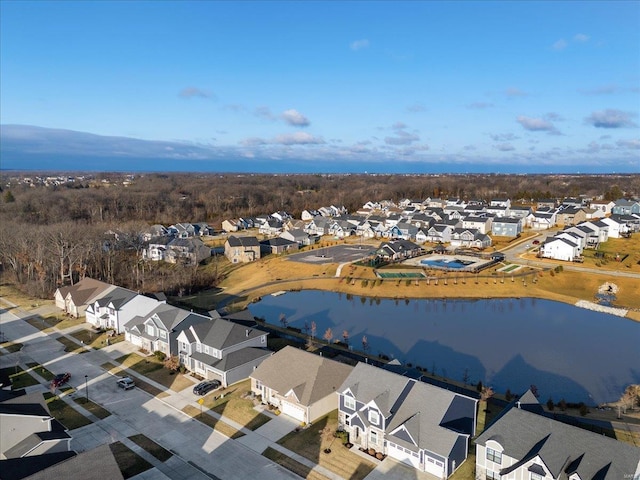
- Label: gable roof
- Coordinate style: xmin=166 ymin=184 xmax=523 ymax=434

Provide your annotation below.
xmin=475 ymin=407 xmax=640 ymax=480
xmin=226 ymin=235 xmax=260 ymax=247
xmin=252 ymin=346 xmax=353 ymax=407
xmin=63 ymin=278 xmax=113 ymax=306
xmin=190 ymin=318 xmax=265 ymax=350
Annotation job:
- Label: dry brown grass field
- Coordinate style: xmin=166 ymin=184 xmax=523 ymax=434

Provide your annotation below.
xmin=203 ymin=237 xmax=640 ymax=322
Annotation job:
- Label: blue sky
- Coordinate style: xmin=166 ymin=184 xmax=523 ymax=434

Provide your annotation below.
xmin=1 ymin=1 xmax=639 ymax=173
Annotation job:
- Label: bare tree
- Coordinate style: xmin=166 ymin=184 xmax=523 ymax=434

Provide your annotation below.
xmin=323 ymin=327 xmax=333 ymax=344
xmin=342 ymin=329 xmax=349 ymax=345
xmin=362 ymin=335 xmax=368 ymax=353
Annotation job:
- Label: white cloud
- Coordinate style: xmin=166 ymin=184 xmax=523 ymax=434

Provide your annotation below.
xmin=585 ymin=109 xmax=637 ymax=128
xmin=552 ymin=39 xmax=568 ymax=51
xmin=407 ymin=103 xmax=427 ymax=113
xmin=281 ymin=109 xmax=310 ymax=127
xmin=516 ymin=115 xmax=560 ymax=134
xmin=392 ymin=122 xmax=408 ymax=130
xmin=467 ymin=102 xmax=494 ymax=109
xmin=574 ymin=33 xmax=590 ymax=42
xmin=273 ymin=132 xmax=325 ymax=145
xmin=350 ymin=39 xmax=370 ymax=51
xmin=616 ymin=138 xmax=640 ymax=149
xmin=240 ymin=137 xmax=267 ymax=147
xmin=490 ymin=133 xmax=519 ymax=142
xmin=494 ymin=143 xmax=515 ymax=152
xmin=179 ymin=87 xmax=213 ymax=99
xmin=505 ymin=87 xmax=528 ymax=97
xmin=385 ymin=130 xmax=420 ymax=145
xmin=255 ymin=106 xmax=276 ymax=121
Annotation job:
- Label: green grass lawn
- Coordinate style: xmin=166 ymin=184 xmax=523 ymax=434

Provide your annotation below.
xmin=1 ymin=366 xmax=39 ymax=389
xmin=128 ymin=434 xmax=173 ymax=462
xmin=74 ymin=397 xmax=112 ymax=419
xmin=109 ymin=441 xmax=154 ymax=479
xmin=25 ymin=362 xmax=55 ymax=381
xmin=43 ymin=392 xmax=92 ymax=430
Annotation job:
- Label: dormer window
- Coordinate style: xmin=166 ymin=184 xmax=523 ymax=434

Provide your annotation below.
xmin=368 ymin=410 xmax=379 ymax=425
xmin=486 ymin=447 xmax=502 ymax=464
xmin=344 ymin=395 xmax=355 ymax=411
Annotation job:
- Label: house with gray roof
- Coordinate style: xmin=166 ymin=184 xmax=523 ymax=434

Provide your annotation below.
xmin=475 ymin=403 xmax=640 ymax=480
xmin=337 ymin=362 xmax=477 ymax=478
xmin=54 ymin=277 xmax=113 ymax=318
xmin=250 ymin=346 xmax=353 ymax=424
xmin=491 ymin=217 xmax=523 ymax=237
xmin=224 ymin=235 xmax=261 ymax=263
xmin=176 ymin=316 xmax=269 ymax=386
xmin=84 ymin=286 xmax=162 ymax=333
xmin=124 ymin=304 xmax=211 ymax=356
xmin=612 ymin=198 xmax=640 ymax=216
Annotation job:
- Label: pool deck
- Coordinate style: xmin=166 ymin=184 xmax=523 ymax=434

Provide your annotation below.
xmin=402 ymin=254 xmax=494 ymax=272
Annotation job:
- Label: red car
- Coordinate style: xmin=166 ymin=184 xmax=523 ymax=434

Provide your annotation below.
xmin=51 ymin=372 xmax=71 ymax=389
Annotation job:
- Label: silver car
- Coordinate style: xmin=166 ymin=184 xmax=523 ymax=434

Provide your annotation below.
xmin=117 ymin=377 xmax=135 ymax=390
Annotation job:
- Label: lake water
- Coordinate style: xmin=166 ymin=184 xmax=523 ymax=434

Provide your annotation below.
xmin=249 ymin=291 xmax=640 ymax=404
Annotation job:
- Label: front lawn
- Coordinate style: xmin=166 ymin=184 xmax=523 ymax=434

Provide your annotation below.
xmin=114 ymin=353 xmax=193 ymax=392
xmin=204 ymin=379 xmax=271 ymax=430
xmin=128 ymin=433 xmax=172 ymax=462
xmin=74 ymin=397 xmax=112 ymax=419
xmin=182 ymin=405 xmax=245 ymax=439
xmin=26 ymin=362 xmax=55 ymax=381
xmin=263 ymin=447 xmax=330 ymax=480
xmin=109 ymin=441 xmax=154 ymax=479
xmin=1 ymin=366 xmax=39 ymax=389
xmin=56 ymin=335 xmax=87 ymax=353
xmin=44 ymin=392 xmax=92 ymax=430
xmin=277 ymin=410 xmax=376 ymax=480
xmin=71 ymin=329 xmax=124 ymax=350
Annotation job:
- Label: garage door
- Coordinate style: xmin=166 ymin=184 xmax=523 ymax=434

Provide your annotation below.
xmin=281 ymin=401 xmax=306 ymax=422
xmin=424 ymin=455 xmax=445 ymax=477
xmin=387 ymin=442 xmax=421 ymax=469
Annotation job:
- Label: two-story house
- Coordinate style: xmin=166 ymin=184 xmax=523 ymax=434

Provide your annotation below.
xmin=491 ymin=217 xmax=523 ymax=237
xmin=85 ymin=287 xmax=163 ymax=334
xmin=124 ymin=304 xmax=211 ymax=356
xmin=337 ymin=363 xmax=477 ymax=478
xmin=224 ymin=235 xmax=261 ymax=263
xmin=475 ymin=401 xmax=640 ymax=480
xmin=54 ymin=277 xmax=113 ymax=318
xmin=176 ymin=315 xmax=270 ymax=386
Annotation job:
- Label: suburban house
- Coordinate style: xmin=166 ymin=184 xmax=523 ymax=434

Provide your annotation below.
xmin=337 ymin=363 xmax=477 ymax=478
xmin=260 ymin=237 xmax=299 ymax=255
xmin=165 ymin=237 xmax=211 ymax=265
xmin=425 ymin=224 xmax=453 ymax=244
xmin=600 ymin=216 xmax=631 ymax=238
xmin=0 ymin=391 xmax=71 ymax=461
xmin=450 ymin=228 xmax=492 ymax=249
xmin=142 ymin=236 xmax=172 ymax=261
xmin=539 ymin=237 xmax=581 ymax=262
xmin=176 ymin=316 xmax=270 ymax=387
xmin=280 ymin=228 xmax=317 ymax=246
xmin=461 ymin=216 xmax=492 ymax=234
xmin=142 ymin=224 xmax=168 ymax=241
xmin=590 ymin=200 xmax=615 ymax=215
xmin=54 ymin=277 xmax=113 ymax=318
xmin=124 ymin=304 xmax=211 ymax=356
xmin=376 ymin=239 xmax=422 ymax=261
xmin=612 ymin=198 xmax=640 ymax=216
xmin=84 ymin=287 xmax=162 ymax=334
xmin=250 ymin=346 xmax=353 ymax=424
xmin=221 ymin=219 xmax=241 ymax=232
xmin=528 ymin=211 xmax=556 ymax=230
xmin=491 ymin=217 xmax=523 ymax=237
xmin=556 ymin=206 xmax=587 ymax=226
xmin=168 ymin=223 xmax=196 ymax=238
xmin=475 ymin=401 xmax=640 ymax=480
xmin=224 ymin=235 xmax=261 ymax=263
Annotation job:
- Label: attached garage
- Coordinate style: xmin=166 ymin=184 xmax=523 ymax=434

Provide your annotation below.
xmin=424 ymin=454 xmax=445 ymax=478
xmin=281 ymin=401 xmax=306 ymax=423
xmin=387 ymin=442 xmax=421 ymax=469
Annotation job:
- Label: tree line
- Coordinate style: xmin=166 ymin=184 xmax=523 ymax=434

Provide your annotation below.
xmin=0 ymin=172 xmax=636 ymax=298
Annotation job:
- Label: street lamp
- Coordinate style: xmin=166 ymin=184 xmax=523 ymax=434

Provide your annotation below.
xmin=84 ymin=375 xmax=88 ymax=402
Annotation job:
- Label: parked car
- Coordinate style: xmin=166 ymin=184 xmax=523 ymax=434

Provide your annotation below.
xmin=193 ymin=380 xmax=221 ymax=396
xmin=51 ymin=372 xmax=71 ymax=389
xmin=117 ymin=377 xmax=135 ymax=390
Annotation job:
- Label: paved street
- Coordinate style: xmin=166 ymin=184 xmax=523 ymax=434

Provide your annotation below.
xmin=2 ymin=299 xmax=431 ymax=480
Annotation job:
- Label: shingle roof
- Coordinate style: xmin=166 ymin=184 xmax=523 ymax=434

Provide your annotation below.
xmin=191 ymin=318 xmax=265 ymax=350
xmin=251 ymin=346 xmax=353 ymax=407
xmin=475 ymin=407 xmax=640 ymax=480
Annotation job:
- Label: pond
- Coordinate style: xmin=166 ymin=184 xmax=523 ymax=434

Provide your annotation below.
xmin=249 ymin=291 xmax=640 ymax=404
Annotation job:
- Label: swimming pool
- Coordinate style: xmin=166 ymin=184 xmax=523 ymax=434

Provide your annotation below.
xmin=420 ymin=258 xmax=474 ymax=269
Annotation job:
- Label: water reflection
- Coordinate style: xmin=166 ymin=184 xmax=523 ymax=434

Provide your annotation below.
xmin=249 ymin=291 xmax=640 ymax=404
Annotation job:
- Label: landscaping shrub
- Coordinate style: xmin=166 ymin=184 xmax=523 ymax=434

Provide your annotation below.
xmin=154 ymin=351 xmax=166 ymax=361
xmin=361 ymin=279 xmax=368 ymax=287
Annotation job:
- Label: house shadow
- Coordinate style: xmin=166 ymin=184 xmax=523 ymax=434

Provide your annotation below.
xmin=489 ymin=354 xmax=591 ymax=404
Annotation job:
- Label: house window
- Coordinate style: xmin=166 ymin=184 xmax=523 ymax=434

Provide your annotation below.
xmin=369 ymin=430 xmax=378 ymax=444
xmin=368 ymin=410 xmax=379 ymax=425
xmin=486 ymin=448 xmax=502 ymax=464
xmin=261 ymin=335 xmax=266 ymax=343
xmin=530 ymin=474 xmax=543 ymax=480
xmin=344 ymin=395 xmax=356 ymax=411
xmin=160 ymin=330 xmax=167 ymax=339
xmin=196 ymin=344 xmax=202 ymax=352
xmin=146 ymin=325 xmax=154 ymax=336
xmin=486 ymin=472 xmax=498 ymax=480
xmin=204 ymin=345 xmax=210 ymax=354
